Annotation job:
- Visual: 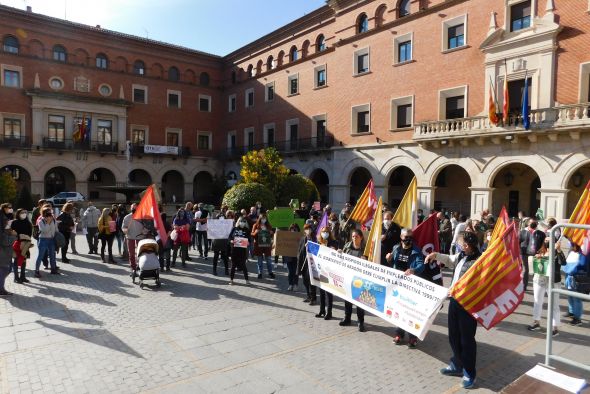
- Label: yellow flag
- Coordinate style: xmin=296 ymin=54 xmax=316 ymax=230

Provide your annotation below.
xmin=364 ymin=197 xmax=383 ymax=263
xmin=393 ymin=177 xmax=417 ymax=229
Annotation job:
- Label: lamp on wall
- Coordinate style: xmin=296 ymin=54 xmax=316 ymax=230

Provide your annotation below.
xmin=504 ymin=171 xmax=514 ymax=187
xmin=572 ymin=171 xmax=583 ymax=188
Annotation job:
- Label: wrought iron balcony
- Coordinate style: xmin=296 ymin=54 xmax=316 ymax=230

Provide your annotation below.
xmin=413 ymin=103 xmax=590 ymax=144
xmin=0 ymin=135 xmax=30 ymax=148
xmin=42 ymin=138 xmax=118 ymax=153
xmin=222 ymin=135 xmax=334 ymax=160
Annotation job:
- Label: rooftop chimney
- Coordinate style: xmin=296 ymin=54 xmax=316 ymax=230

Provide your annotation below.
xmin=26 ymin=6 xmax=32 ymax=12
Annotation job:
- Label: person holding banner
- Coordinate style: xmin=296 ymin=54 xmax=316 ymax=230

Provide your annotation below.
xmin=386 ymin=228 xmax=425 ymax=348
xmin=425 ymin=231 xmax=481 ymax=390
xmin=316 ymin=226 xmax=337 ymax=320
xmin=340 ymin=229 xmax=367 ymax=332
xmin=297 ymin=224 xmax=317 ymax=304
xmin=381 ymin=211 xmax=401 ymax=267
xmin=228 ymin=217 xmax=251 ymax=285
xmin=251 ymin=211 xmax=275 ymax=279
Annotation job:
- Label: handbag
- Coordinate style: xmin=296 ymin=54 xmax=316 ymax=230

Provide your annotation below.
xmin=54 ymin=231 xmax=66 ymax=248
xmin=574 ymin=274 xmax=590 ymax=294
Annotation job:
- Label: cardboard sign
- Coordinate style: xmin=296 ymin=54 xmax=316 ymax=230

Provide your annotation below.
xmin=234 ymin=237 xmax=248 ymax=248
xmin=257 ymin=229 xmax=272 ymax=248
xmin=272 ymin=231 xmax=302 ymax=257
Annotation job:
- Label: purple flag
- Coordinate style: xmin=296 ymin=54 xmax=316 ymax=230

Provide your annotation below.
xmin=315 ymin=211 xmax=329 ymax=239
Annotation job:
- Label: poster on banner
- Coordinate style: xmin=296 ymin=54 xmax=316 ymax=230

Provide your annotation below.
xmin=307 ymin=242 xmax=447 ymax=340
xmin=207 ymin=219 xmax=234 ymax=240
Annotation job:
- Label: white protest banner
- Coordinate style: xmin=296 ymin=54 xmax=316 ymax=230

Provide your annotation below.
xmin=306 ymin=242 xmax=447 ymax=340
xmin=207 ymin=219 xmax=234 ymax=239
xmin=144 ymin=144 xmax=179 ymax=155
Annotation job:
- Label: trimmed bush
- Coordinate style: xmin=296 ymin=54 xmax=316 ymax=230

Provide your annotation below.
xmin=222 ymin=182 xmax=276 ymax=212
xmin=278 ymin=174 xmax=320 ymax=206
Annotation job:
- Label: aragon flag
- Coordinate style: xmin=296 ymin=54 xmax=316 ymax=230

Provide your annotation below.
xmin=449 ymin=223 xmax=523 ymax=329
xmin=132 ymin=184 xmax=168 ymax=244
xmin=363 ymin=196 xmax=383 ymax=264
xmin=563 ymin=179 xmax=590 ymax=251
xmin=348 ymin=179 xmax=377 ymax=229
xmin=490 ymin=206 xmax=510 ymax=243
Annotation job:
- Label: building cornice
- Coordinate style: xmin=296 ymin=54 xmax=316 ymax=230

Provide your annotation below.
xmin=25 ymin=89 xmax=132 ymax=108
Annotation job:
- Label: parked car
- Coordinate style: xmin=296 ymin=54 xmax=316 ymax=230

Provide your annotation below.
xmin=45 ymin=192 xmax=86 ymax=206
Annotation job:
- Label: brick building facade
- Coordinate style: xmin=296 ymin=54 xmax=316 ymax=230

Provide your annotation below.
xmin=1 ymin=0 xmax=590 ymax=219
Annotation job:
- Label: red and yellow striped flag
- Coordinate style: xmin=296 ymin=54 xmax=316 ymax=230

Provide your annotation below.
xmin=449 ymin=223 xmax=523 ymax=330
xmin=364 ymin=196 xmax=383 ymax=263
xmin=490 ymin=206 xmax=510 ymax=242
xmin=502 ymin=61 xmax=509 ymax=124
xmin=563 ymin=179 xmax=590 ymax=247
xmin=488 ymin=78 xmax=499 ymax=126
xmin=349 ymin=179 xmax=377 ymax=228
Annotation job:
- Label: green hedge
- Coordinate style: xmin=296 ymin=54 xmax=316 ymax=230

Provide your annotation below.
xmin=222 ymin=182 xmax=276 ymax=211
xmin=278 ymin=174 xmax=320 ymax=206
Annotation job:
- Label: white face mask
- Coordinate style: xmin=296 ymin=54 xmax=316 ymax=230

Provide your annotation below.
xmin=383 ymin=220 xmax=392 ymax=227
xmin=321 ymin=232 xmax=329 ymax=240
xmin=19 ymin=213 xmax=27 ymax=220
xmin=239 ymin=222 xmax=247 ymax=228
xmin=261 ymin=218 xmax=267 ymax=224
xmin=486 ymin=235 xmax=491 ymax=241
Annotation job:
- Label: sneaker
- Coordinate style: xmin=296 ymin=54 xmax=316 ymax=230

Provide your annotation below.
xmin=569 ymin=318 xmax=582 ymax=326
xmin=393 ymin=336 xmax=403 ymax=345
xmin=302 ymin=298 xmax=311 ymax=303
xmin=338 ymin=319 xmax=351 ymax=327
xmin=527 ymin=323 xmax=541 ymax=331
xmin=228 ymin=281 xmax=234 ymax=285
xmin=268 ymin=273 xmax=276 ymax=279
xmin=309 ymin=300 xmax=317 ymax=306
xmin=439 ymin=365 xmax=463 ymax=377
xmin=552 ymin=329 xmax=559 ymax=337
xmin=21 ymin=278 xmax=30 ymax=283
xmin=0 ymin=291 xmax=12 ymax=296
xmin=563 ymin=312 xmax=575 ymax=318
xmin=408 ymin=339 xmax=418 ymax=348
xmin=462 ymin=376 xmax=476 ymax=389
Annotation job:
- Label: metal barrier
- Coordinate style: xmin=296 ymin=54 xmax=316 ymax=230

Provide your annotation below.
xmin=545 ymin=223 xmax=590 ymax=373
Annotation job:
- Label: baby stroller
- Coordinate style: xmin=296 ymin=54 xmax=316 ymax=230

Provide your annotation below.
xmin=132 ymin=238 xmax=161 ymax=288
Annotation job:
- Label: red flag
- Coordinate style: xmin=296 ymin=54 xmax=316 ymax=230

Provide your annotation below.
xmin=412 ymin=212 xmax=440 ymax=254
xmin=133 ymin=185 xmax=168 ymax=245
xmin=502 ymin=62 xmax=510 ymax=124
xmin=490 ymin=206 xmax=510 ymax=242
xmin=450 ymin=223 xmax=523 ymax=330
xmin=488 ymin=78 xmax=499 ymax=126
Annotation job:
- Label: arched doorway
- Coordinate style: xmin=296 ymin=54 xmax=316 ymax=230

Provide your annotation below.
xmin=388 ymin=166 xmax=414 ymax=209
xmin=2 ymin=165 xmax=31 ymax=194
xmin=45 ymin=167 xmax=75 ymax=197
xmin=433 ymin=165 xmax=471 ymax=215
xmin=349 ymin=167 xmax=371 ymax=204
xmin=88 ymin=168 xmax=117 ymax=201
xmin=161 ymin=170 xmax=184 ymax=203
xmin=128 ymin=169 xmax=152 ymax=186
xmin=492 ymin=164 xmax=541 ymax=218
xmin=310 ymin=169 xmax=330 ymax=203
xmin=193 ymin=171 xmax=213 ymax=203
xmin=566 ymin=164 xmax=590 ymax=217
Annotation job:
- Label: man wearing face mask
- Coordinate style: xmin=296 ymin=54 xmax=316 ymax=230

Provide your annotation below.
xmin=194 ymin=203 xmax=209 ymax=259
xmin=385 ymin=228 xmax=425 ymax=348
xmin=519 ymin=218 xmax=545 ymax=291
xmin=381 ymin=211 xmax=401 ymax=267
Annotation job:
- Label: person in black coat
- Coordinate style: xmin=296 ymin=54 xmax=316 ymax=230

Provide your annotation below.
xmin=297 ymin=224 xmax=317 ymax=304
xmin=228 ymin=217 xmax=252 ymax=285
xmin=11 ymin=208 xmax=32 ymax=283
xmin=519 ymin=218 xmax=546 ymax=291
xmin=57 ymin=203 xmax=75 ymax=264
xmin=381 ymin=211 xmax=401 ymax=267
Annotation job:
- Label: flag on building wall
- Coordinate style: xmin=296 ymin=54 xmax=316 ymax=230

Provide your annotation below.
xmin=133 ymin=185 xmax=168 ymax=244
xmin=364 ymin=196 xmax=383 ymax=263
xmin=488 ymin=77 xmax=499 ymax=126
xmin=490 ymin=206 xmax=510 ymax=242
xmin=563 ymin=179 xmax=590 ymax=251
xmin=521 ymin=73 xmax=530 ymax=129
xmin=392 ymin=177 xmax=417 ymax=229
xmin=503 ymin=61 xmax=510 ymax=125
xmin=449 ymin=223 xmax=523 ymax=330
xmin=349 ymin=179 xmax=377 ymax=228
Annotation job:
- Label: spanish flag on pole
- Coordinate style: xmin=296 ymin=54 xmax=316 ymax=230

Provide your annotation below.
xmin=488 ymin=77 xmax=499 ymax=126
xmin=349 ymin=179 xmax=377 ymax=228
xmin=563 ymin=179 xmax=590 ymax=249
xmin=490 ymin=206 xmax=510 ymax=242
xmin=502 ymin=60 xmax=510 ymax=125
xmin=449 ymin=223 xmax=523 ymax=329
xmin=392 ymin=177 xmax=417 ymax=229
xmin=364 ymin=196 xmax=383 ymax=263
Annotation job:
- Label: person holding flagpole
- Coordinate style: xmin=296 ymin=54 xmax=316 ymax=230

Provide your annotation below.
xmin=339 ymin=229 xmax=367 ymax=332
xmin=315 ymin=225 xmax=337 ymax=320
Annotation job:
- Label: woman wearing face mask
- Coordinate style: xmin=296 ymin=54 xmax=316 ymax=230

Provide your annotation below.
xmin=98 ymin=208 xmax=116 ymax=264
xmin=283 ymin=223 xmax=301 ymax=291
xmin=316 ymin=226 xmax=337 ymax=319
xmin=11 ymin=208 xmax=32 ymax=284
xmin=251 ymin=211 xmax=275 ymax=279
xmin=340 ymin=229 xmax=367 ymax=332
xmin=228 ymin=217 xmax=251 ymax=285
xmin=481 ymin=230 xmax=493 ymax=252
xmin=297 ymin=224 xmax=317 ymax=304
xmin=172 ymin=208 xmax=191 ymax=267
xmin=56 ymin=203 xmax=75 ymax=264
xmin=35 ymin=208 xmax=59 ymax=277
xmin=0 ymin=203 xmax=17 ymax=294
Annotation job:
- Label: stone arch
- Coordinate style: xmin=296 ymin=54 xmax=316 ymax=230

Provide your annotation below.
xmin=72 ymin=48 xmax=89 ymax=66
xmin=1 ymin=165 xmax=31 ymax=196
xmin=161 ymin=170 xmax=184 ymax=203
xmin=114 ymin=55 xmax=129 ymax=72
xmin=277 ymin=50 xmax=285 ymax=67
xmin=44 ymin=166 xmax=76 ymax=197
xmin=193 ymin=171 xmax=214 ymax=203
xmin=310 ymin=168 xmax=330 ymax=203
xmin=374 ymin=4 xmax=388 ymax=27
xmin=483 ymin=156 xmax=551 ymax=189
xmin=339 ymin=158 xmax=380 ymax=186
xmin=256 ymin=59 xmax=263 ymax=75
xmin=246 ymin=64 xmax=254 ymax=78
xmin=200 ymin=72 xmax=210 ymax=86
xmin=27 ymin=38 xmax=44 ymax=58
xmin=289 ymin=45 xmax=298 ymax=62
xmin=490 ymin=162 xmax=542 ymax=217
xmin=37 ymin=159 xmax=79 ymax=182
xmin=387 ymin=165 xmax=416 ymax=209
xmin=356 ymin=13 xmax=369 ymax=34
xmin=87 ymin=167 xmax=117 ymax=201
xmin=0 ymin=158 xmax=36 ymax=182
xmin=185 ymin=68 xmax=196 ymax=84
xmin=349 ymin=167 xmax=372 ymax=204
xmin=556 ymin=153 xmax=590 ymax=189
xmin=80 ymin=161 xmax=123 ymax=184
xmin=304 ymin=160 xmax=332 ymax=180
xmin=432 ymin=164 xmax=472 ymax=214
xmin=266 ymin=55 xmax=274 ymax=71
xmin=151 ymin=63 xmax=164 ymax=79
xmin=128 ymin=168 xmax=152 ymax=186
xmin=301 ymin=40 xmax=311 ymax=58
xmin=380 ymin=155 xmax=424 ymax=185
xmin=427 ymin=158 xmax=477 ymax=188
xmin=315 ymin=34 xmax=326 ymax=52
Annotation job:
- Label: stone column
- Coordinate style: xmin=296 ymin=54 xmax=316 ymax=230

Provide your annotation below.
xmin=539 ymin=188 xmax=568 ymax=220
xmin=330 ymin=185 xmax=348 ymax=208
xmin=117 ymin=115 xmax=128 ymax=154
xmin=184 ymin=182 xmax=193 ymax=203
xmin=76 ymin=181 xmax=89 ymax=199
xmin=416 ymin=186 xmax=435 ymax=213
xmin=470 ymin=187 xmax=494 ymax=218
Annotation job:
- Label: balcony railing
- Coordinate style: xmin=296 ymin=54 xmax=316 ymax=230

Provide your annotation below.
xmin=0 ymin=135 xmax=30 ymax=148
xmin=223 ymin=135 xmax=334 ymax=160
xmin=42 ymin=138 xmax=118 ymax=153
xmin=414 ymin=103 xmax=590 ymax=142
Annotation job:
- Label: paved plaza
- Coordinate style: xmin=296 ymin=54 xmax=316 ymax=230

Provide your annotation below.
xmin=0 ymin=237 xmax=587 ymax=394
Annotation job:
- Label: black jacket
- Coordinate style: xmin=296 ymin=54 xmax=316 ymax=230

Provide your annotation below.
xmin=520 ymin=229 xmax=546 ymax=256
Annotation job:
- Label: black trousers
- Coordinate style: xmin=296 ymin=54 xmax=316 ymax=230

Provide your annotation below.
xmin=159 ymin=248 xmax=171 ymax=269
xmin=344 ymin=301 xmax=364 ymax=323
xmin=521 ymin=253 xmax=530 ymax=290
xmin=319 ymin=289 xmax=333 ymax=314
xmin=100 ymin=233 xmax=114 ymax=260
xmin=448 ymin=298 xmax=477 ymax=379
xmin=61 ymin=231 xmax=70 ymax=260
xmin=86 ymin=227 xmax=98 ymax=253
xmin=213 ymin=249 xmax=228 ymax=273
xmin=302 ymin=266 xmax=316 ymax=300
xmin=230 ymin=251 xmax=249 ymax=281
xmin=196 ymin=231 xmax=208 ymax=256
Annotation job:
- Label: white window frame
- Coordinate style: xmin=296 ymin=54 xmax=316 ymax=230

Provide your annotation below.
xmin=504 ymin=0 xmax=536 ymax=33
xmin=288 ymin=73 xmax=299 ymax=96
xmin=311 ymin=114 xmax=327 ymax=147
xmin=197 ymin=131 xmax=212 ymax=151
xmin=244 ymin=127 xmax=255 ymax=147
xmin=393 ymin=32 xmax=413 ymax=64
xmin=351 ymin=104 xmax=371 ymax=134
xmin=353 ymin=47 xmax=370 ymax=76
xmin=314 ymin=64 xmax=327 ymax=88
xmin=438 ymin=85 xmax=468 ymax=120
xmin=0 ymin=112 xmax=26 ymax=138
xmin=578 ymin=62 xmax=590 ymax=103
xmin=165 ymin=127 xmax=182 ymax=147
xmin=263 ymin=123 xmax=276 ymax=146
xmin=245 ymin=88 xmax=254 ymax=108
xmin=129 ymin=124 xmax=149 ymax=145
xmin=228 ymin=94 xmax=237 ymax=112
xmin=442 ymin=15 xmax=468 ymax=52
xmin=285 ymin=118 xmax=299 ymax=150
xmin=1 ymin=64 xmax=23 ymax=88
xmin=227 ymin=130 xmax=237 ymax=149
xmin=265 ymin=81 xmax=275 ymax=102
xmin=390 ymin=95 xmax=414 ymax=130
xmin=198 ymin=94 xmax=211 ymax=112
xmin=132 ymin=84 xmax=148 ymax=104
xmin=167 ymin=89 xmax=182 ymax=109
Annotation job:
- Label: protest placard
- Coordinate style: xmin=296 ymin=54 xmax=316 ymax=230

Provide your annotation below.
xmin=272 ymin=231 xmax=302 ymax=257
xmin=207 ymin=219 xmax=234 ymax=239
xmin=267 ymin=208 xmax=296 ymax=228
xmin=307 ymin=242 xmax=447 ymax=340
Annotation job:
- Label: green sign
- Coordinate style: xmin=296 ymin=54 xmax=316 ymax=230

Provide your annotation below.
xmin=267 ymin=208 xmax=297 ymax=228
xmin=533 ymin=256 xmax=549 ymax=276
xmin=535 ymin=208 xmax=545 ymax=221
xmin=289 ymin=199 xmax=299 ymax=210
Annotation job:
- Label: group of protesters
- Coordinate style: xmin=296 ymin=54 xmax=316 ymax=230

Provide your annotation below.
xmin=1 ymin=196 xmax=589 ymax=390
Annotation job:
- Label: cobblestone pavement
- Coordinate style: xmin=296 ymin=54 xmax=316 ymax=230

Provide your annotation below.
xmin=0 ymin=236 xmax=587 ymax=394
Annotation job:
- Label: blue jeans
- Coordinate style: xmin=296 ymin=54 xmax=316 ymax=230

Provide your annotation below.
xmin=257 ymin=254 xmax=273 ymax=274
xmin=568 ymin=296 xmax=583 ymax=319
xmin=284 ymin=257 xmax=298 ymax=285
xmin=36 ymin=238 xmax=56 ymax=271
